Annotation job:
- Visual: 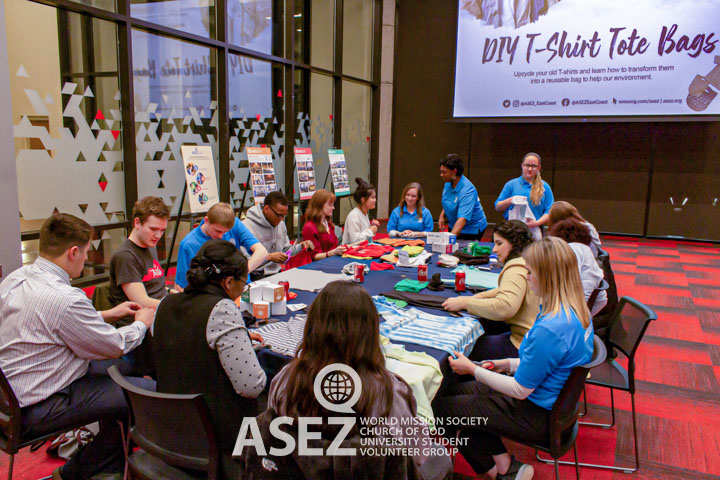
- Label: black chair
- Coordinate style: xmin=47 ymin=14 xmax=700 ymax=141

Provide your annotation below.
xmin=539 ymin=297 xmax=657 ymax=474
xmin=587 ymin=278 xmax=610 ymax=313
xmin=592 ymin=248 xmax=618 ymax=338
xmin=107 ymin=366 xmax=220 ymax=480
xmin=0 ymin=367 xmax=91 ymax=480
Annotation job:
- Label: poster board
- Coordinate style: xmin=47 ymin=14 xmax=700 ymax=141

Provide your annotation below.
xmin=180 ymin=145 xmax=219 ymax=213
xmin=293 ymin=147 xmax=317 ymax=200
xmin=246 ymin=147 xmax=278 ymax=205
xmin=327 ymin=149 xmax=350 ymax=197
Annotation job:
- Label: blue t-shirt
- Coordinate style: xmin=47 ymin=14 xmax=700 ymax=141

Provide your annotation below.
xmin=387 ymin=205 xmax=434 ymax=233
xmin=495 ymin=176 xmax=554 ymax=221
xmin=441 ymin=175 xmax=487 ymax=234
xmin=174 ymin=218 xmax=259 ymax=288
xmin=514 ymin=306 xmax=594 ymax=410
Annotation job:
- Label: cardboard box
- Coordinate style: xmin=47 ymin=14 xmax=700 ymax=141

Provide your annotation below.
xmin=253 ymin=301 xmax=270 ymax=319
xmin=426 ymin=232 xmax=443 ymax=244
xmin=432 ymin=242 xmax=458 ymax=253
xmin=248 ymin=285 xmax=265 ymax=304
xmin=261 ymin=284 xmax=285 ymax=303
xmin=441 ymin=232 xmax=457 ymax=244
xmin=271 ymin=299 xmax=287 ymax=316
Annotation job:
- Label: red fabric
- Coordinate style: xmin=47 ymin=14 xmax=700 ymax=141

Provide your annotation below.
xmin=370 ymin=262 xmax=395 ymax=271
xmin=287 ymin=221 xmax=339 ymax=268
xmin=343 ymin=242 xmax=394 ymax=259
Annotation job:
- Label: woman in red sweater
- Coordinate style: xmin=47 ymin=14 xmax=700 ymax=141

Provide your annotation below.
xmin=297 ymin=189 xmax=346 ymax=265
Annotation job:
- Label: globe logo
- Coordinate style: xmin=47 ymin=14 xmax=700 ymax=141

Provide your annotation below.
xmin=313 ymin=363 xmax=362 ymax=413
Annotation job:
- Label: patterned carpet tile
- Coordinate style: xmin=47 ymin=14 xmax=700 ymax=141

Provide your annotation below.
xmin=639 ymin=336 xmax=713 ymax=366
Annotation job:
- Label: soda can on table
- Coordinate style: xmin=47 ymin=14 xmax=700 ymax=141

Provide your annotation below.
xmin=455 ymin=271 xmax=466 ymax=292
xmin=354 ymin=264 xmax=365 ymax=283
xmin=417 ymin=264 xmax=428 ymax=282
xmin=278 ymin=281 xmax=290 ymax=300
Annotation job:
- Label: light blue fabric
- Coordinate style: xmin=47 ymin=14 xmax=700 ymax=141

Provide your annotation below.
xmin=514 ymin=306 xmax=594 ymax=410
xmin=448 ymin=266 xmax=499 ymax=289
xmin=387 ymin=206 xmax=434 ymax=233
xmin=495 ymin=176 xmax=554 ymax=221
xmin=374 ymin=296 xmax=484 ymax=356
xmin=441 ymin=175 xmax=487 ymax=234
xmin=175 ymin=218 xmax=259 ymax=288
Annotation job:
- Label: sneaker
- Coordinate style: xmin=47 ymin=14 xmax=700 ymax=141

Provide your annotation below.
xmin=497 ymin=456 xmax=534 ymax=480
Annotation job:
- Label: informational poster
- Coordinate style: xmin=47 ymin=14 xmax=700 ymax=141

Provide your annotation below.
xmin=454 ymin=0 xmax=720 ymax=118
xmin=327 ymin=149 xmax=350 ymax=197
xmin=180 ymin=145 xmax=219 ymax=213
xmin=246 ymin=146 xmax=278 ymax=205
xmin=293 ymin=147 xmax=317 ymax=200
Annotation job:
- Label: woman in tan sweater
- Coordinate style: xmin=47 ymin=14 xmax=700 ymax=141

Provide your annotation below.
xmin=443 ymin=220 xmax=539 ymax=359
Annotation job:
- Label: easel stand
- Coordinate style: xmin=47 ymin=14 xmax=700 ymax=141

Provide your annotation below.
xmin=165 ymin=182 xmax=194 ymax=270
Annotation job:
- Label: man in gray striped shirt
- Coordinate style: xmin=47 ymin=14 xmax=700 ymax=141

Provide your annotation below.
xmin=0 ymin=213 xmax=155 ymax=480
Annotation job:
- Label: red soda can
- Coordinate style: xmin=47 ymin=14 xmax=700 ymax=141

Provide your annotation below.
xmin=417 ymin=264 xmax=428 ymax=282
xmin=455 ymin=271 xmax=466 ymax=292
xmin=445 ymin=244 xmax=454 ymax=254
xmin=354 ymin=264 xmax=365 ymax=283
xmin=278 ymin=281 xmax=290 ymax=299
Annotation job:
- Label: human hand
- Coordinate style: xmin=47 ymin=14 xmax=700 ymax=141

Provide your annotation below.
xmin=268 ymin=252 xmax=289 ymax=263
xmin=135 ymin=307 xmax=156 ymax=329
xmin=481 ymin=358 xmax=511 ymax=373
xmin=401 ymin=230 xmax=414 ymax=237
xmin=331 ymin=246 xmax=347 ymax=256
xmin=301 ymin=240 xmax=315 ymax=251
xmin=249 ymin=332 xmax=264 ymax=343
xmin=442 ymin=296 xmax=470 ymax=312
xmin=371 ymin=219 xmax=380 ymax=227
xmin=106 ymin=301 xmax=141 ymax=321
xmin=525 ymin=219 xmax=539 ymax=229
xmin=448 ymin=352 xmax=476 ymax=376
xmin=438 ymin=216 xmax=447 ymax=230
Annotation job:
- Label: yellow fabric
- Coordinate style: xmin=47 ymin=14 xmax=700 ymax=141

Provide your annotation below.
xmin=393 ymin=245 xmax=425 ymax=257
xmin=342 ymin=254 xmax=372 ymax=260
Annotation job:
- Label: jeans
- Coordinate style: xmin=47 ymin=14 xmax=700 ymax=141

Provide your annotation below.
xmin=469 ymin=331 xmax=519 ymax=361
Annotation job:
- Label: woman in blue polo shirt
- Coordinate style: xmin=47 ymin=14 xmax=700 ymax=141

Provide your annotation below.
xmin=495 ymin=152 xmax=554 ymax=230
xmin=387 ymin=182 xmax=434 ymax=237
xmin=438 ymin=154 xmax=487 ymax=240
xmin=434 ymin=236 xmax=593 ymax=479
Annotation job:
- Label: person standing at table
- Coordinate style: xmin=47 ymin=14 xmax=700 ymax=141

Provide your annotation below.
xmin=434 ymin=237 xmax=593 ymax=480
xmin=548 ymin=200 xmax=602 ymax=257
xmin=342 ymin=177 xmax=380 ymax=244
xmin=494 ymin=152 xmax=554 ymax=234
xmin=387 ymin=182 xmax=434 ymax=237
xmin=438 ymin=154 xmax=488 ymax=240
xmin=442 ymin=220 xmax=539 ymax=360
xmin=299 ymin=189 xmax=347 ymax=263
xmin=154 ymin=239 xmax=266 ymax=479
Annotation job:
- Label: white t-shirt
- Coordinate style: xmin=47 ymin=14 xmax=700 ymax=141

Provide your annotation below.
xmin=342 ymin=207 xmax=375 ymax=244
xmin=569 ymin=242 xmax=607 ymax=316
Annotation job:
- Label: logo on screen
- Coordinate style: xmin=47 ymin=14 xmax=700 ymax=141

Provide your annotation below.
xmin=512 ymin=100 xmax=519 ymax=107
xmin=562 ymin=98 xmax=570 ymax=107
xmin=502 ymin=99 xmax=511 ymax=108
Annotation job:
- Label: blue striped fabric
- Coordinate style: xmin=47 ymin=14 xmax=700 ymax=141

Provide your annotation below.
xmin=374 ymin=296 xmax=484 ymax=356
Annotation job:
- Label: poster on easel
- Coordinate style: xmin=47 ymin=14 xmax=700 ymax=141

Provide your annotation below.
xmin=246 ymin=147 xmax=278 ymax=205
xmin=327 ymin=149 xmax=350 ymax=197
xmin=293 ymin=147 xmax=317 ymax=200
xmin=180 ymin=145 xmax=219 ymax=213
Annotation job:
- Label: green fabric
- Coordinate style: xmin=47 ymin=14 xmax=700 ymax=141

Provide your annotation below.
xmin=386 ymin=297 xmax=409 ymax=308
xmin=465 ymin=243 xmax=492 ymax=256
xmin=394 ymin=278 xmax=429 ymax=292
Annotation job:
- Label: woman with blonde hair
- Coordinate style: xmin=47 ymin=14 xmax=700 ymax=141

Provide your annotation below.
xmin=548 ymin=200 xmax=602 ymax=257
xmin=434 ymin=236 xmax=593 ymax=480
xmin=387 ymin=182 xmax=434 ymax=237
xmin=297 ymin=189 xmax=346 ymax=264
xmin=495 ymin=152 xmax=554 ymax=230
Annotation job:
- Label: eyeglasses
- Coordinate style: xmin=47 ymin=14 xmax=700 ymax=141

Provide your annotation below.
xmin=522 ymin=163 xmax=540 ymax=169
xmin=268 ymin=205 xmax=287 ymax=219
xmin=238 ymin=278 xmax=250 ymax=294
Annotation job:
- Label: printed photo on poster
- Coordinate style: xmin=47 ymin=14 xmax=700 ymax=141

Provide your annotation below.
xmin=327 ymin=149 xmax=351 ymax=197
xmin=180 ymin=145 xmax=219 ymax=213
xmin=293 ymin=147 xmax=318 ymax=200
xmin=246 ymin=146 xmax=278 ymax=205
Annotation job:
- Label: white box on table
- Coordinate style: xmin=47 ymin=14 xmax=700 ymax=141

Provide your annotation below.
xmin=261 ymin=284 xmax=285 ymax=303
xmin=426 ymin=232 xmax=443 ymax=244
xmin=440 ymin=232 xmax=457 ymax=244
xmin=432 ymin=242 xmax=458 ymax=253
xmin=271 ymin=299 xmax=287 ymax=316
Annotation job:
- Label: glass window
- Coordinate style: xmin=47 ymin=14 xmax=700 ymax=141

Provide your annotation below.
xmin=132 ymin=31 xmax=218 ymax=214
xmin=310 ymin=0 xmax=334 ymax=70
xmin=342 ymin=0 xmax=373 ymax=80
xmin=227 ymin=0 xmax=282 ymax=56
xmin=66 ymin=0 xmax=116 ymax=12
xmin=340 ymin=81 xmax=371 ymax=219
xmin=292 ymin=0 xmax=307 ymax=63
xmin=8 ymin=2 xmax=125 ymax=234
xmin=131 ymin=0 xmax=215 ymax=38
xmin=228 ymin=54 xmax=285 ymax=209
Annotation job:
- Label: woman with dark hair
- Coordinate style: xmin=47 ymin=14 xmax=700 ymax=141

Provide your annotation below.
xmin=495 ymin=152 xmax=554 ymax=232
xmin=548 ymin=200 xmax=601 ymax=257
xmin=342 ymin=177 xmax=380 ymax=244
xmin=300 ymin=189 xmax=347 ymax=262
xmin=549 ymin=218 xmax=607 ymax=315
xmin=387 ymin=182 xmax=434 ymax=237
xmin=438 ymin=154 xmax=488 ymax=239
xmin=443 ymin=220 xmax=539 ymax=359
xmin=435 ymin=237 xmax=594 ymax=480
xmin=268 ymin=281 xmax=452 ymax=480
xmin=153 ymin=240 xmax=266 ymax=477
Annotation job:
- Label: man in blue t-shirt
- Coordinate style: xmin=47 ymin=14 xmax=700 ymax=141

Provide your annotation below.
xmin=173 ymin=202 xmax=268 ymax=290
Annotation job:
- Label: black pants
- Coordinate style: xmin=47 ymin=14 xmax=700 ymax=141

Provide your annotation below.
xmin=469 ymin=331 xmax=519 ymax=361
xmin=457 ymin=228 xmax=486 ymax=241
xmin=433 ymin=382 xmax=549 ymax=474
xmin=20 ymin=360 xmax=155 ymax=480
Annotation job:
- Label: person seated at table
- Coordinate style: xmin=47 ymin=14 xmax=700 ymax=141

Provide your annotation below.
xmin=548 ymin=200 xmax=602 ymax=257
xmin=387 ymin=182 xmax=434 ymax=237
xmin=242 ymin=191 xmax=314 ymax=279
xmin=265 ymin=280 xmax=452 ymax=480
xmin=154 ymin=239 xmax=266 ymax=479
xmin=494 ymin=152 xmax=554 ymax=233
xmin=442 ymin=220 xmax=539 ymax=360
xmin=434 ymin=236 xmax=594 ymax=480
xmin=174 ymin=202 xmax=268 ymax=291
xmin=548 ymin=219 xmax=607 ymax=316
xmin=438 ymin=154 xmax=488 ymax=240
xmin=300 ymin=189 xmax=347 ymax=262
xmin=342 ymin=177 xmax=380 ymax=244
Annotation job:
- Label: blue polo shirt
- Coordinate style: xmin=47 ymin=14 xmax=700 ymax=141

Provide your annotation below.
xmin=387 ymin=205 xmax=434 ymax=233
xmin=514 ymin=306 xmax=594 ymax=410
xmin=174 ymin=217 xmax=259 ymax=288
xmin=495 ymin=176 xmax=554 ymax=221
xmin=441 ymin=175 xmax=487 ymax=235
